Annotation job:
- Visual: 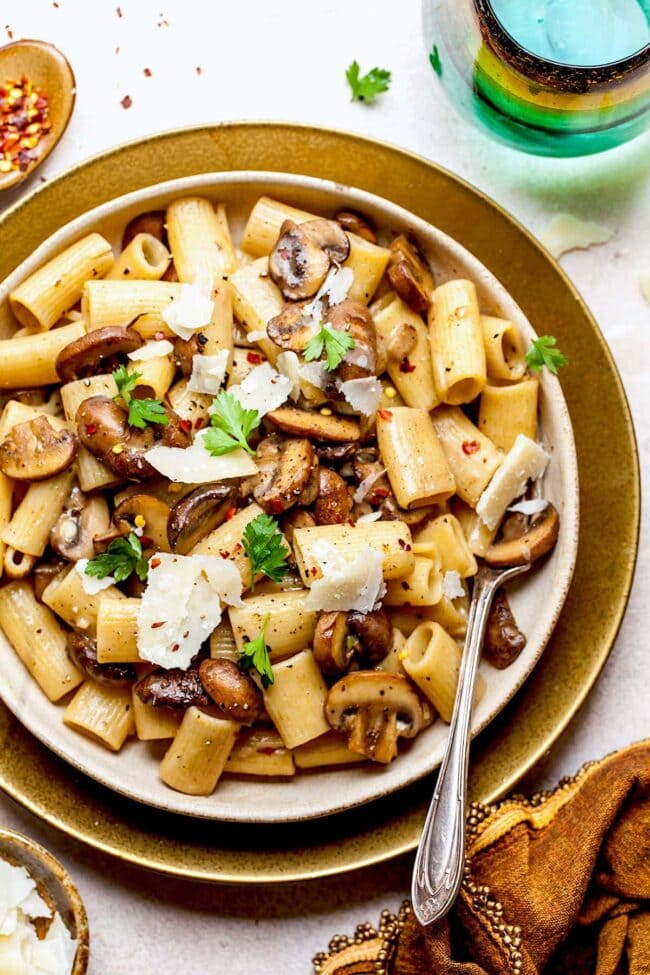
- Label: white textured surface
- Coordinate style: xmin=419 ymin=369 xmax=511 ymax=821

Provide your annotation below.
xmin=0 ymin=1 xmax=648 ymax=973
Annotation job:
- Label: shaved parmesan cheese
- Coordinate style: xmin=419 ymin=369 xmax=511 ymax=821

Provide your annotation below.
xmin=477 ymin=435 xmax=550 ymax=530
xmin=442 ymin=570 xmax=464 ymax=600
xmin=75 ymin=560 xmax=115 ymax=594
xmin=508 ymin=498 xmax=549 ymax=516
xmin=312 ymin=265 xmax=354 ymax=308
xmin=30 ymin=912 xmax=77 ymax=975
xmin=276 ymin=350 xmax=301 ymax=401
xmin=353 ymin=467 xmax=386 ymax=504
xmin=540 ymin=214 xmax=613 ymax=259
xmin=137 ymin=553 xmax=243 ymax=669
xmin=356 ymin=510 xmax=382 ymax=524
xmin=641 ymin=273 xmax=650 ymax=305
xmin=246 ymin=329 xmax=267 ymax=342
xmin=299 ymin=361 xmax=329 ymax=390
xmin=338 ymin=376 xmax=382 ymax=415
xmin=128 ymin=339 xmax=174 ymax=361
xmin=144 ymin=429 xmax=257 ymax=483
xmin=303 ymin=540 xmax=385 ymax=613
xmin=229 ymin=361 xmax=291 ymax=416
xmin=187 ymin=349 xmax=229 ymax=395
xmin=161 ymin=283 xmax=214 ymax=340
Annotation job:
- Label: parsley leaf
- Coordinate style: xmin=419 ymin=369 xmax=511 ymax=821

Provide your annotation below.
xmin=239 ymin=614 xmax=274 ymax=688
xmin=85 ymin=533 xmax=149 ymax=584
xmin=429 ymin=43 xmax=443 ymax=76
xmin=304 ymin=322 xmax=356 ymax=371
xmin=346 ymin=61 xmax=391 ymax=104
xmin=525 ymin=336 xmax=568 ymax=376
xmin=203 ymin=390 xmax=260 ymax=456
xmin=242 ymin=513 xmax=289 ymax=588
xmin=112 ymin=366 xmax=168 ymax=429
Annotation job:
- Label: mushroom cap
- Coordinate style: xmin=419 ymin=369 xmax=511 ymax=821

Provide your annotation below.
xmin=167 ymin=483 xmax=238 ymax=554
xmin=266 ymin=406 xmax=360 ymax=443
xmin=113 ymin=493 xmax=172 ymax=552
xmin=135 ymin=667 xmax=208 ymax=708
xmin=0 ymin=415 xmax=78 ymax=481
xmin=50 ymin=491 xmax=111 ymax=562
xmin=266 ymin=302 xmax=315 ymax=351
xmin=313 ymin=611 xmax=351 ymax=676
xmin=122 ymin=209 xmax=167 ymax=250
xmin=67 ymin=633 xmax=137 ymax=687
xmin=386 ymin=235 xmax=435 ymax=314
xmin=252 ymin=434 xmax=318 ymax=516
xmin=325 ymin=671 xmax=424 ymax=739
xmin=334 ymin=209 xmax=377 ymax=244
xmin=347 ymin=608 xmax=392 ymax=665
xmin=324 ymin=300 xmax=377 ymax=382
xmin=269 ymin=218 xmax=350 ymax=301
xmin=55 ymin=325 xmax=143 ymax=382
xmin=484 ymin=503 xmax=560 ymax=567
xmin=312 ymin=467 xmax=353 ymax=525
xmin=198 ymin=658 xmax=263 ymax=724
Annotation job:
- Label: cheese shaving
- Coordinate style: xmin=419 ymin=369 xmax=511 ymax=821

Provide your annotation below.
xmin=353 ymin=467 xmax=387 ymax=504
xmin=355 ymin=510 xmax=382 ymax=524
xmin=299 ymin=361 xmax=329 ymax=390
xmin=74 ymin=559 xmax=116 ymax=594
xmin=276 ymin=351 xmax=302 ymax=401
xmin=477 ymin=435 xmax=550 ymax=530
xmin=161 ymin=283 xmax=215 ymax=340
xmin=539 ymin=214 xmax=613 ymax=259
xmin=187 ymin=349 xmax=229 ymax=395
xmin=508 ymin=499 xmax=549 ymax=515
xmin=303 ymin=540 xmax=385 ymax=613
xmin=246 ymin=329 xmax=267 ymax=342
xmin=229 ymin=361 xmax=292 ymax=416
xmin=127 ymin=339 xmax=174 ymax=361
xmin=144 ymin=429 xmax=257 ymax=484
xmin=338 ymin=376 xmax=383 ymax=415
xmin=442 ymin=570 xmax=464 ymax=600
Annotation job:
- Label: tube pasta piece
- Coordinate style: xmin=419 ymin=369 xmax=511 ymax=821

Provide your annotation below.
xmin=0 ymin=321 xmax=85 ymax=389
xmin=0 ymin=473 xmax=12 ymax=579
xmin=431 ymin=406 xmax=503 ymax=508
xmin=414 ymin=514 xmax=478 ymax=578
xmin=3 ymin=548 xmax=36 ymax=579
xmin=41 ymin=564 xmax=125 ymax=637
xmin=60 ymin=374 xmax=120 ymax=493
xmin=10 ymin=233 xmax=114 ymax=331
xmin=451 ymin=499 xmax=498 ymax=558
xmin=64 ymin=680 xmax=135 ymax=751
xmin=401 ymin=621 xmax=485 ymax=722
xmin=225 ymin=727 xmax=295 ymax=777
xmin=166 ymin=197 xmax=237 ymax=281
xmin=159 ymin=707 xmax=238 ymax=795
xmin=374 ymin=627 xmax=409 ymax=675
xmin=263 ymin=649 xmax=330 ymax=749
xmin=190 ymin=503 xmax=278 ymax=590
xmin=228 ymin=590 xmax=317 ymax=661
xmin=82 ymin=280 xmax=181 ymax=331
xmin=230 ymin=258 xmax=284 ymax=365
xmin=106 ymin=233 xmax=171 ymax=282
xmin=480 ymin=315 xmax=527 ymax=382
xmin=478 ymin=379 xmax=539 ymax=452
xmin=96 ymin=597 xmax=141 ymax=663
xmin=293 ymin=521 xmax=414 ymax=584
xmin=429 ymin=279 xmax=486 ymax=404
xmin=371 ymin=293 xmax=439 ymax=410
xmin=384 ymin=556 xmax=442 ymax=607
xmin=0 ymin=582 xmax=83 ymax=701
xmin=476 ymin=434 xmax=550 ymax=530
xmin=0 ymin=400 xmax=68 ymax=442
xmin=293 ymin=731 xmax=366 ymax=768
xmin=1 ymin=468 xmax=75 ymax=557
xmin=132 ymin=689 xmax=182 ymax=741
xmin=376 ymin=407 xmax=455 ymax=509
xmin=209 ymin=620 xmax=239 ymax=662
xmin=126 ymin=353 xmax=175 ymax=400
xmin=166 ymin=378 xmax=213 ymax=427
xmin=389 ymin=594 xmax=469 ymax=641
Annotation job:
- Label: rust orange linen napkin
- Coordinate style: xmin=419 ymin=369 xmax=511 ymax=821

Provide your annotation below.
xmin=313 ymin=741 xmax=650 ymax=975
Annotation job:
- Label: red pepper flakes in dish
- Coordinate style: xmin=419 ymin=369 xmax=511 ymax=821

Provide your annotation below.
xmin=120 ymin=94 xmax=132 ymax=109
xmin=0 ymin=76 xmax=51 ymax=174
xmin=246 ymin=351 xmax=262 ymax=365
xmin=462 ymin=440 xmax=480 ymax=455
xmin=399 ymin=358 xmax=416 ymax=373
xmin=377 ymin=409 xmax=393 ymax=421
xmin=143 ymin=68 xmax=152 ymax=78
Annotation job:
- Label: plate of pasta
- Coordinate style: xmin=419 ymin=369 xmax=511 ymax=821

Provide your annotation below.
xmin=0 ymin=172 xmax=578 ymax=822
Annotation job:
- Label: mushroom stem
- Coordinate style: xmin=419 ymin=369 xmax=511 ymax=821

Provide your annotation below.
xmin=348 ymin=707 xmax=399 ymax=764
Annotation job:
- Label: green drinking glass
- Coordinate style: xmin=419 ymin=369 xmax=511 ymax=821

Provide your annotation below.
xmin=422 ymin=0 xmax=650 ymax=156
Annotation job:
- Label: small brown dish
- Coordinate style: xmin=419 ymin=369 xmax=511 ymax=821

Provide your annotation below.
xmin=0 ymin=39 xmax=75 ymax=192
xmin=0 ymin=827 xmax=89 ymax=973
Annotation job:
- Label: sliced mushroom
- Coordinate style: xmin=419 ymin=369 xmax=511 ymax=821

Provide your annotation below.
xmin=113 ymin=494 xmax=172 ymax=552
xmin=269 ymin=218 xmax=350 ymax=300
xmin=173 ymin=332 xmax=207 ymax=377
xmin=33 ymin=559 xmax=66 ymax=602
xmin=386 ymin=321 xmax=418 ymax=364
xmin=67 ymin=633 xmax=137 ymax=687
xmin=313 ymin=467 xmax=353 ymax=525
xmin=314 ymin=442 xmax=357 ymax=465
xmin=334 ymin=209 xmax=376 ymax=244
xmin=325 ymin=672 xmax=424 ymax=764
xmin=379 ymin=493 xmax=439 ymax=531
xmin=0 ymin=416 xmax=78 ymax=481
xmin=386 ymin=235 xmax=435 ymax=313
xmin=347 ymin=608 xmax=392 ymax=665
xmin=483 ymin=590 xmax=527 ymax=669
xmin=485 ymin=503 xmax=560 ymax=568
xmin=280 ymin=508 xmax=317 ymax=549
xmin=167 ymin=483 xmax=238 ymax=554
xmin=250 ymin=435 xmax=318 ymax=515
xmin=324 ymin=300 xmax=377 ymax=383
xmin=55 ymin=326 xmax=143 ymax=382
xmin=313 ymin=612 xmax=351 ymax=675
xmin=135 ymin=668 xmax=208 ymax=708
xmin=198 ymin=658 xmax=263 ymax=724
xmin=266 ymin=302 xmax=315 ymax=351
xmin=122 ymin=209 xmax=167 ymax=250
xmin=50 ymin=489 xmax=111 ymax=562
xmin=266 ymin=407 xmax=360 ymax=443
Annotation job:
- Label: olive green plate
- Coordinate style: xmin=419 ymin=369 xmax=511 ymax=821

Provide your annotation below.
xmin=0 ymin=123 xmax=639 ymax=883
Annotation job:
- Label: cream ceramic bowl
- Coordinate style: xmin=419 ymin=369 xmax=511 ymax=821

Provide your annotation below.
xmin=0 ymin=172 xmax=579 ymax=822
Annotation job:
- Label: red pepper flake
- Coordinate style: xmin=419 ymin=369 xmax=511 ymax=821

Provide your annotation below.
xmin=5 ymin=26 xmax=13 ymax=39
xmin=398 ymin=538 xmax=408 ymax=550
xmin=0 ymin=75 xmax=52 ymax=174
xmin=194 ymin=416 xmax=205 ymax=430
xmin=462 ymin=440 xmax=480 ymax=456
xmin=143 ymin=67 xmax=152 ymax=78
xmin=151 ymin=621 xmax=165 ymax=629
xmin=85 ymin=424 xmax=97 ymax=436
xmin=179 ymin=419 xmax=192 ymax=434
xmin=310 ymin=566 xmax=319 ymax=577
xmin=267 ymin=499 xmax=284 ymax=515
xmin=246 ymin=351 xmax=262 ymax=364
xmin=150 ymin=557 xmax=161 ymax=569
xmin=372 ymin=487 xmax=389 ymax=500
xmin=140 ymin=535 xmax=154 ymax=548
xmin=171 ymin=643 xmax=179 ymax=652
xmin=377 ymin=409 xmax=393 ymax=421
xmin=196 ymin=66 xmax=202 ymax=76
xmin=120 ymin=94 xmax=132 ymax=109
xmin=116 ymin=5 xmax=123 ymax=16
xmin=154 ymin=330 xmax=165 ymax=341
xmin=219 ymin=549 xmax=230 ymax=559
xmin=225 ymin=506 xmax=237 ymax=521
xmin=52 ymin=2 xmax=59 ymax=7
xmin=399 ymin=358 xmax=416 ymax=373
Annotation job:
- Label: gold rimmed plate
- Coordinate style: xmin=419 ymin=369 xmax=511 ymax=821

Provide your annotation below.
xmin=0 ymin=123 xmax=639 ymax=881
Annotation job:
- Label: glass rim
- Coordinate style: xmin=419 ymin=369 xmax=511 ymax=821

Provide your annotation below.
xmin=479 ymin=0 xmax=650 ymax=75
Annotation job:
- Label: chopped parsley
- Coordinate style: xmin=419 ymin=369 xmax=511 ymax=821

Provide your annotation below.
xmin=242 ymin=513 xmax=289 ymax=588
xmin=525 ymin=336 xmax=568 ymax=376
xmin=84 ymin=533 xmax=149 ymax=583
xmin=203 ymin=390 xmax=260 ymax=456
xmin=304 ymin=322 xmax=356 ymax=371
xmin=239 ymin=614 xmax=274 ymax=688
xmin=346 ymin=61 xmax=391 ymax=104
xmin=112 ymin=365 xmax=169 ymax=429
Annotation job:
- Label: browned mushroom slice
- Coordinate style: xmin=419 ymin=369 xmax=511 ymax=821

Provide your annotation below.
xmin=313 ymin=467 xmax=353 ymax=525
xmin=55 ymin=326 xmax=144 ymax=382
xmin=347 ymin=608 xmax=392 ymax=665
xmin=122 ymin=209 xmax=167 ymax=250
xmin=325 ymin=672 xmax=424 ymax=764
xmin=67 ymin=633 xmax=137 ymax=687
xmin=135 ymin=668 xmax=209 ymax=708
xmin=252 ymin=435 xmax=318 ymax=515
xmin=266 ymin=407 xmax=360 ymax=443
xmin=280 ymin=508 xmax=316 ymax=549
xmin=198 ymin=658 xmax=263 ymax=724
xmin=386 ymin=235 xmax=435 ymax=313
xmin=483 ymin=590 xmax=527 ymax=669
xmin=385 ymin=321 xmax=418 ymax=365
xmin=314 ymin=442 xmax=357 ymax=464
xmin=50 ymin=490 xmax=111 ymax=561
xmin=0 ymin=416 xmax=78 ymax=481
xmin=33 ymin=559 xmax=66 ymax=602
xmin=167 ymin=483 xmax=238 ymax=554
xmin=325 ymin=300 xmax=377 ymax=382
xmin=172 ymin=332 xmax=207 ymax=377
xmin=266 ymin=301 xmax=316 ymax=352
xmin=334 ymin=209 xmax=377 ymax=244
xmin=484 ymin=503 xmax=560 ymax=568
xmin=269 ymin=218 xmax=350 ymax=300
xmin=113 ymin=494 xmax=172 ymax=552
xmin=379 ymin=493 xmax=439 ymax=531
xmin=313 ymin=612 xmax=351 ymax=675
